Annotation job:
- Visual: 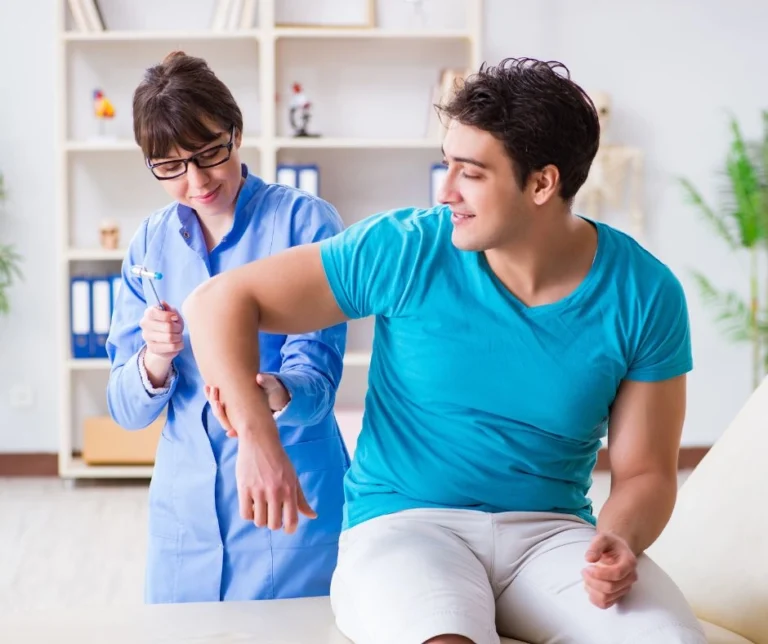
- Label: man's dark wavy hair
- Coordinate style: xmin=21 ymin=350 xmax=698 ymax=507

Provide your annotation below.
xmin=437 ymin=57 xmax=600 ymax=202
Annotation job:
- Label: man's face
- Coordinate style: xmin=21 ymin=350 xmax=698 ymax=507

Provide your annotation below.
xmin=438 ymin=121 xmax=529 ymax=252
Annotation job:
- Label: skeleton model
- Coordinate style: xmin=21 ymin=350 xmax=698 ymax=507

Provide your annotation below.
xmin=574 ymin=91 xmax=644 ymax=239
xmin=289 ymin=83 xmax=319 ymax=138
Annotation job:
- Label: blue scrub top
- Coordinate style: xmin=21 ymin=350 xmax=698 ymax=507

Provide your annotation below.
xmin=106 ymin=165 xmax=350 ymax=603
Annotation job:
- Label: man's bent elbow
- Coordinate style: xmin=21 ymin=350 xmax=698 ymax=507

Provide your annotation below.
xmin=183 ymin=277 xmax=223 ymax=326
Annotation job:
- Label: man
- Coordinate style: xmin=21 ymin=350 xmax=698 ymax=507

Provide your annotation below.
xmin=183 ymin=58 xmax=706 ymax=643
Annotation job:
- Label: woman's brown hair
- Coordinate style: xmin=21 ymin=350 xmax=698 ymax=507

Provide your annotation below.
xmin=133 ymin=50 xmax=243 ymax=160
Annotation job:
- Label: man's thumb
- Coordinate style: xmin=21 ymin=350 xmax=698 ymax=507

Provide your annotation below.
xmin=297 ymin=488 xmax=317 ymax=520
xmin=585 ymin=534 xmax=610 ymax=563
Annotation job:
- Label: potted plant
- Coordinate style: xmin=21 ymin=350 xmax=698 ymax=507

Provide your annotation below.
xmin=0 ymin=172 xmax=23 ymax=316
xmin=679 ymin=111 xmax=768 ymax=389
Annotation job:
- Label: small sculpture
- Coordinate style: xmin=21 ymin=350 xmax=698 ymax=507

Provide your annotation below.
xmin=99 ymin=219 xmax=120 ymax=250
xmin=93 ymin=88 xmax=116 ymax=138
xmin=574 ymin=91 xmax=645 ymax=239
xmin=288 ymin=83 xmax=319 ymax=138
xmin=403 ymin=0 xmax=427 ymax=27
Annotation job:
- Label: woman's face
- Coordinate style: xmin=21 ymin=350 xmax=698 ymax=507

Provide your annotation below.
xmin=149 ymin=124 xmax=243 ymax=218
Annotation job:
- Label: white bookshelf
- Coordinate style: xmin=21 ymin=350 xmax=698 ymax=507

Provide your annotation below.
xmin=56 ymin=0 xmax=483 ymax=479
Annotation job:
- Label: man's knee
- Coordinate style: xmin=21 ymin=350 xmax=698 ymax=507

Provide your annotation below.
xmin=627 ymin=621 xmax=707 ymax=644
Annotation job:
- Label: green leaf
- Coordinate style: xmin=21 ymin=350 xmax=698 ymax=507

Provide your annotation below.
xmin=679 ymin=177 xmax=738 ymax=249
xmin=692 ymin=271 xmax=753 ymax=342
xmin=0 ymin=243 xmax=23 ymax=287
xmin=725 ymin=116 xmax=764 ymax=246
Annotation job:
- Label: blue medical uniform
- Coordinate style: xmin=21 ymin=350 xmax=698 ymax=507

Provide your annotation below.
xmin=106 ymin=164 xmax=350 ymax=603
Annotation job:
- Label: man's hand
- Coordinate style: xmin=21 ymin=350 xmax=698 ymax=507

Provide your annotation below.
xmin=205 ymin=375 xmax=290 ymax=438
xmin=236 ymin=434 xmax=317 ymax=532
xmin=582 ymin=532 xmax=638 ymax=609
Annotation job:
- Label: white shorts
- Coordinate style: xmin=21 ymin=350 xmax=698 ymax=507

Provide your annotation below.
xmin=330 ymin=508 xmax=706 ymax=644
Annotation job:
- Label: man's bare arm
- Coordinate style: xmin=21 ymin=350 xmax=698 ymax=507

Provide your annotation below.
xmin=182 ymin=243 xmax=349 ymax=531
xmin=182 ymin=243 xmax=348 ymax=442
xmin=598 ymin=375 xmax=687 ymax=554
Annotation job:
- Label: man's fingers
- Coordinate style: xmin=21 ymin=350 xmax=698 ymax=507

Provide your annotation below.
xmin=297 ymin=486 xmax=317 ymax=520
xmin=283 ymin=496 xmax=299 ymax=534
xmin=267 ymin=494 xmax=285 ymax=532
xmin=239 ymin=488 xmax=254 ymax=521
xmin=585 ymin=557 xmax=636 ymax=582
xmin=252 ymin=492 xmax=268 ymax=528
xmin=584 ymin=534 xmax=612 ymax=563
xmin=588 ymin=586 xmax=631 ymax=610
xmin=583 ymin=568 xmax=637 ymax=594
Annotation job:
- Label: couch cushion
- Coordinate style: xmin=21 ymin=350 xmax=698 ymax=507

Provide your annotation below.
xmin=646 ymin=377 xmax=768 ymax=644
xmin=498 ymin=620 xmax=750 ymax=643
xmin=0 ymin=598 xmax=752 ymax=643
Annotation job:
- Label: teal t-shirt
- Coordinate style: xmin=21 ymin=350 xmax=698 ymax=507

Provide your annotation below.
xmin=319 ymin=206 xmax=693 ymax=530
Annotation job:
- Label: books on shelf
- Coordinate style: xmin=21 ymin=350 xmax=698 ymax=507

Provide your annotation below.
xmin=425 ymin=67 xmax=471 ymax=140
xmin=212 ymin=0 xmax=257 ymax=31
xmin=67 ymin=0 xmax=105 ymax=32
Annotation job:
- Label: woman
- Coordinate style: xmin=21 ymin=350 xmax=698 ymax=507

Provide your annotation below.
xmin=105 ymin=51 xmax=349 ymax=604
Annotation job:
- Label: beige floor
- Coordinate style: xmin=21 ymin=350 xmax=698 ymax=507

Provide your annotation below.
xmin=0 ymin=471 xmax=691 ymax=617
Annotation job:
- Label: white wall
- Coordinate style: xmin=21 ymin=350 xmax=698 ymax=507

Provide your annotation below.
xmin=0 ymin=1 xmax=58 ymax=451
xmin=0 ymin=0 xmax=766 ymax=451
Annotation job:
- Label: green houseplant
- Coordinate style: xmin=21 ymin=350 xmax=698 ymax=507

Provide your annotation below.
xmin=0 ymin=172 xmax=24 ymax=316
xmin=679 ymin=111 xmax=768 ymax=390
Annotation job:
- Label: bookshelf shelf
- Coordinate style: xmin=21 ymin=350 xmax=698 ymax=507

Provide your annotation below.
xmin=63 ymin=29 xmax=260 ymax=42
xmin=273 ymin=27 xmax=472 ymax=40
xmin=275 ymin=137 xmax=441 ymax=150
xmin=67 ymin=248 xmax=126 ymax=261
xmin=62 ymin=455 xmax=154 ymax=479
xmin=57 ymin=0 xmax=482 ymax=479
xmin=65 ymin=138 xmax=262 ymax=152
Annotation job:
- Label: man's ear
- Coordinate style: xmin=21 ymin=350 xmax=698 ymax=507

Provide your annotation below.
xmin=528 ymin=165 xmax=560 ymax=206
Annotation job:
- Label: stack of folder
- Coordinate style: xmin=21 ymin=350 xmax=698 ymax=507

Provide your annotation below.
xmin=70 ymin=273 xmax=121 ymax=359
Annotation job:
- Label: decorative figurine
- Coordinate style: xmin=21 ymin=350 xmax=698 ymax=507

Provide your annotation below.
xmin=93 ymin=88 xmax=115 ymax=138
xmin=99 ymin=218 xmax=120 ymax=250
xmin=288 ymin=83 xmax=320 ymax=138
xmin=574 ymin=91 xmax=645 ymax=240
xmin=402 ymin=0 xmax=427 ymax=28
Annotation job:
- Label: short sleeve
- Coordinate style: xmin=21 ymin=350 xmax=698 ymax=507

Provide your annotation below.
xmin=319 ymin=208 xmax=433 ymax=320
xmin=626 ymin=271 xmax=693 ymax=382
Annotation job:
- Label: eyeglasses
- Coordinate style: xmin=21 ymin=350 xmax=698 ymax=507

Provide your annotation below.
xmin=146 ymin=126 xmax=236 ymax=180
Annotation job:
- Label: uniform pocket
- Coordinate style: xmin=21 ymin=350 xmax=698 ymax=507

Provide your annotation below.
xmin=284 ymin=435 xmax=348 ymax=474
xmin=147 ymin=429 xmax=179 ymax=540
xmin=144 ymin=532 xmax=180 ymax=604
xmin=144 ymin=433 xmax=182 ymax=604
xmin=271 ymin=464 xmax=347 ymax=550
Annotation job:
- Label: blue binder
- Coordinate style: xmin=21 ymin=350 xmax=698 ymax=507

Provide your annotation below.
xmin=109 ymin=273 xmax=122 ymax=329
xmin=90 ymin=276 xmax=111 ymax=358
xmin=276 ymin=163 xmax=320 ymax=197
xmin=70 ymin=276 xmax=91 ymax=359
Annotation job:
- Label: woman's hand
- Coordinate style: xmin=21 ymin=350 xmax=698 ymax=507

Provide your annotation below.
xmin=205 ymin=374 xmax=290 ymax=437
xmin=139 ymin=301 xmax=184 ymax=387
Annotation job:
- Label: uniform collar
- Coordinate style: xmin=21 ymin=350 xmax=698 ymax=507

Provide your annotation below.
xmin=175 ymin=163 xmax=263 ymax=244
